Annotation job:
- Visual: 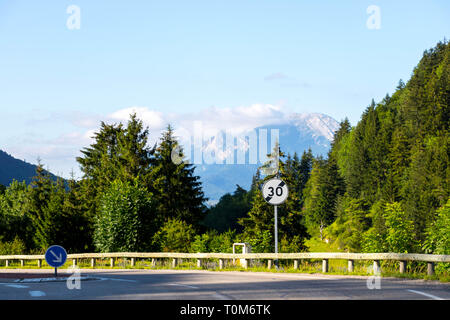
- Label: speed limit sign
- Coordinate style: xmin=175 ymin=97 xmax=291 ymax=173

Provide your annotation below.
xmin=262 ymin=178 xmax=288 ymax=205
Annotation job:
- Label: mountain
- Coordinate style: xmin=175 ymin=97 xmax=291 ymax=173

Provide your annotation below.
xmin=0 ymin=150 xmax=40 ymax=187
xmin=0 ymin=113 xmax=339 ymax=202
xmin=195 ymin=113 xmax=340 ymax=203
xmin=0 ymin=150 xmax=59 ymax=187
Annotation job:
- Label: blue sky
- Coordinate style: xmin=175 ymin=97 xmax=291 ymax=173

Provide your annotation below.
xmin=0 ymin=0 xmax=449 ymax=178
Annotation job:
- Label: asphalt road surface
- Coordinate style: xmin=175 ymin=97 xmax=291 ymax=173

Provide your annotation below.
xmin=0 ymin=269 xmax=449 ymax=300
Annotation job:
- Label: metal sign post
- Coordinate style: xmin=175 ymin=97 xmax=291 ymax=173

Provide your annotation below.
xmin=262 ymin=178 xmax=288 ymax=269
xmin=274 ymin=205 xmax=278 ymax=255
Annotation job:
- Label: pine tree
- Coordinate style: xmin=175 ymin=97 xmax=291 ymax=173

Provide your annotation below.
xmin=28 ymin=162 xmax=54 ymax=249
xmin=239 ymin=143 xmax=307 ymax=251
xmin=0 ymin=180 xmax=33 ymax=249
xmin=77 ymin=121 xmax=125 ymax=222
xmin=76 ymin=114 xmax=155 ymax=222
xmin=202 ymin=185 xmax=251 ymax=233
xmin=150 ymin=125 xmax=207 ymax=228
xmin=62 ymin=175 xmax=93 ymax=252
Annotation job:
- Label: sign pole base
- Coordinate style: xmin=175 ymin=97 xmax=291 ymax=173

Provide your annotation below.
xmin=55 ymin=267 xmax=57 ymax=277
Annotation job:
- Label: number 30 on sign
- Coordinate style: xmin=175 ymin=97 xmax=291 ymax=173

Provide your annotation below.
xmin=262 ymin=178 xmax=289 ymax=205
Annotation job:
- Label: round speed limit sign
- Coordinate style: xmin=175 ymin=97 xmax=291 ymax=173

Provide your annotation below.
xmin=262 ymin=178 xmax=288 ymax=205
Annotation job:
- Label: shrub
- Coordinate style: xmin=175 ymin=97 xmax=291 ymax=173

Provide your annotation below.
xmin=152 ymin=218 xmax=196 ymax=252
xmin=383 ymin=202 xmax=418 ymax=253
xmin=0 ymin=237 xmax=26 ymax=255
xmin=191 ymin=230 xmax=237 ymax=253
xmin=423 ymin=200 xmax=450 ymax=274
xmin=94 ymin=179 xmax=155 ymax=252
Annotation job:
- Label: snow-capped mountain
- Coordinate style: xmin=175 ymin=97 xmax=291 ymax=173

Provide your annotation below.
xmin=195 ymin=113 xmax=340 ymax=203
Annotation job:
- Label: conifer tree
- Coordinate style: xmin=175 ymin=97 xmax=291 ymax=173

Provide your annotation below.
xmin=239 ymin=143 xmax=307 ymax=251
xmin=77 ymin=114 xmax=155 ymax=221
xmin=150 ymin=125 xmax=207 ymax=227
xmin=28 ymin=162 xmax=54 ymax=249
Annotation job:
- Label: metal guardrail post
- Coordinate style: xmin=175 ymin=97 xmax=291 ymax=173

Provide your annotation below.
xmin=427 ymin=262 xmax=435 ymax=276
xmin=399 ymin=261 xmax=406 ymax=273
xmin=348 ymin=260 xmax=354 ymax=273
xmin=373 ymin=260 xmax=381 ymax=274
xmin=322 ymin=259 xmax=329 ymax=273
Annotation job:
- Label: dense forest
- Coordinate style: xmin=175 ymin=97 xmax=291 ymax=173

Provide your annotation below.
xmin=0 ymin=42 xmax=448 ymax=270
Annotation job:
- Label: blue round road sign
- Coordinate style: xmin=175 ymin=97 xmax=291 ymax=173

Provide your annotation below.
xmin=45 ymin=245 xmax=67 ymax=268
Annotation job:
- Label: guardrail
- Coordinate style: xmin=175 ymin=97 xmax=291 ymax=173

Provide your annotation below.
xmin=0 ymin=252 xmax=449 ymax=276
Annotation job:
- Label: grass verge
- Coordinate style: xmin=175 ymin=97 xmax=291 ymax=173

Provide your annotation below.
xmin=0 ymin=258 xmax=447 ymax=282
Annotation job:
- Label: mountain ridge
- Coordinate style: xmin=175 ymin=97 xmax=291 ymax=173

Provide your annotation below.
xmin=0 ymin=112 xmax=340 ymax=201
xmin=195 ymin=112 xmax=340 ymax=202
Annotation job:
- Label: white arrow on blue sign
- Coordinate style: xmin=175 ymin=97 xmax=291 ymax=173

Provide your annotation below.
xmin=45 ymin=245 xmax=67 ymax=268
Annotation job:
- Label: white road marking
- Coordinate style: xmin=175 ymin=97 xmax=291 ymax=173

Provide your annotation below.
xmin=5 ymin=284 xmax=29 ymax=289
xmin=212 ymin=292 xmax=231 ymax=300
xmin=168 ymin=283 xmax=200 ymax=289
xmin=97 ymin=277 xmax=137 ymax=282
xmin=407 ymin=289 xmax=444 ymax=300
xmin=16 ymin=276 xmax=92 ymax=283
xmin=29 ymin=290 xmax=46 ymax=297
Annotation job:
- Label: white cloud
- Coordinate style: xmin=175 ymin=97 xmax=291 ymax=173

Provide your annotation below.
xmin=109 ymin=106 xmax=165 ymax=131
xmin=5 ymin=103 xmax=299 ymax=178
xmin=96 ymin=103 xmax=292 ymax=147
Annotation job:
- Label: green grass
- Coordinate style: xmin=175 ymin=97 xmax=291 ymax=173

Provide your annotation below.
xmin=1 ymin=258 xmax=448 ymax=282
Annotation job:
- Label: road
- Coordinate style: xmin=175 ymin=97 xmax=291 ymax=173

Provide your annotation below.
xmin=0 ymin=269 xmax=449 ymax=300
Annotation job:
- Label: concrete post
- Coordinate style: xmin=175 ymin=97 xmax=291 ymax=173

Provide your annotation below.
xmin=197 ymin=259 xmax=202 ymax=268
xmin=91 ymin=258 xmax=95 ymax=268
xmin=373 ymin=260 xmax=381 ymax=274
xmin=427 ymin=262 xmax=435 ymax=276
xmin=37 ymin=259 xmax=42 ymax=268
xmin=110 ymin=258 xmax=115 ymax=267
xmin=131 ymin=258 xmax=135 ymax=267
xmin=73 ymin=259 xmax=77 ymax=267
xmin=172 ymin=258 xmax=177 ymax=268
xmin=322 ymin=259 xmax=328 ymax=273
xmin=348 ymin=260 xmax=354 ymax=273
xmin=151 ymin=258 xmax=156 ymax=267
xmin=5 ymin=260 xmax=9 ymax=267
xmin=268 ymin=260 xmax=273 ymax=269
xmin=219 ymin=259 xmax=224 ymax=269
xmin=20 ymin=260 xmax=24 ymax=267
xmin=399 ymin=261 xmax=406 ymax=274
xmin=293 ymin=260 xmax=299 ymax=270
